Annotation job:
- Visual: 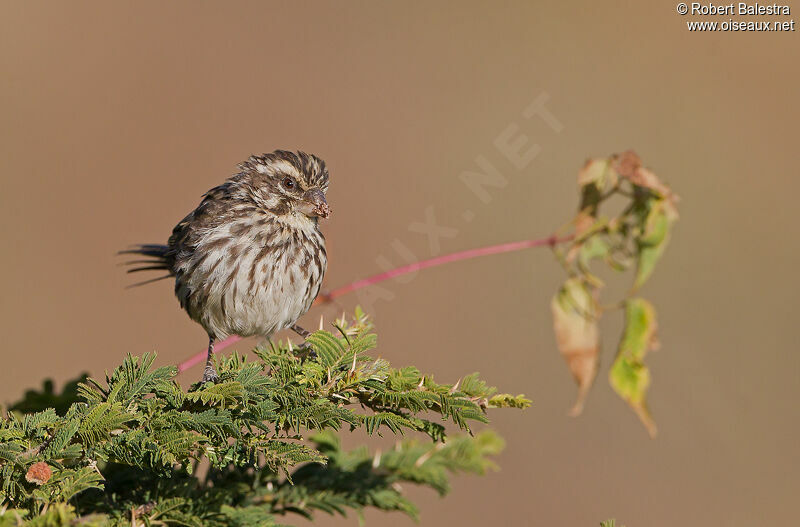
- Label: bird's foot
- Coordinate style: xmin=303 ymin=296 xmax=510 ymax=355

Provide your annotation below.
xmin=289 ymin=325 xmax=317 ymax=360
xmin=291 ymin=342 xmax=317 ymax=362
xmin=201 ymin=364 xmax=219 ymax=384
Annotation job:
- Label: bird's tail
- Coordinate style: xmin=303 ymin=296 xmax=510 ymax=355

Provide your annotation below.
xmin=118 ymin=244 xmax=174 ymax=287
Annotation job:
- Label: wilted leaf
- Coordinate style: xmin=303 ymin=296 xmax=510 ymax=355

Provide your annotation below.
xmin=566 ymin=215 xmax=609 ymax=266
xmin=634 ymin=199 xmax=676 ymax=288
xmin=551 ymin=278 xmax=600 ymax=416
xmin=579 ymin=236 xmax=610 ymax=276
xmin=578 ymin=158 xmax=618 ymax=189
xmin=612 ymin=150 xmax=641 ymax=179
xmin=609 ymin=298 xmax=659 ymax=437
xmin=614 ymin=150 xmax=679 ymax=208
xmin=578 ymin=183 xmax=603 ymax=217
xmin=577 ymin=158 xmax=617 ymax=216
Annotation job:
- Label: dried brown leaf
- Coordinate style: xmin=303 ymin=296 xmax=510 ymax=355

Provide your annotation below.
xmin=25 ymin=461 xmax=52 ymax=485
xmin=551 ymin=278 xmax=600 ymax=416
xmin=614 ymin=150 xmax=679 ymax=211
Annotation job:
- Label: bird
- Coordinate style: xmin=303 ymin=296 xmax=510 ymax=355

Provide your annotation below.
xmin=121 ymin=150 xmax=331 ymax=383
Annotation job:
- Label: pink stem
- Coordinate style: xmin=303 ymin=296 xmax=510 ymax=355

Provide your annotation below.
xmin=319 ymin=235 xmax=566 ymax=302
xmin=176 ymin=234 xmax=570 ymax=373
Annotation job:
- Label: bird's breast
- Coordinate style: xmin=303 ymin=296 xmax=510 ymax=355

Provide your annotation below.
xmin=176 ymin=217 xmax=326 ymax=340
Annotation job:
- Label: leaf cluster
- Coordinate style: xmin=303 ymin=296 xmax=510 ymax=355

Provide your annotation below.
xmin=0 ymin=312 xmax=527 ymax=526
xmin=551 ymin=151 xmax=677 ymax=436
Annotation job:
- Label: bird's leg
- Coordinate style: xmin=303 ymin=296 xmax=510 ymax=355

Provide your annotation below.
xmin=291 ymin=324 xmax=311 ymax=338
xmin=201 ymin=337 xmax=219 ymax=383
xmin=290 ymin=324 xmax=316 ymax=360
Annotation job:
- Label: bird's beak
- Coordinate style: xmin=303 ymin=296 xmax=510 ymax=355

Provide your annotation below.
xmin=300 ymin=188 xmax=330 ymax=218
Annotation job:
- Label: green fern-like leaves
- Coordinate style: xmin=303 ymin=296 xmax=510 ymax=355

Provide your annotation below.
xmin=0 ymin=312 xmax=527 ymax=526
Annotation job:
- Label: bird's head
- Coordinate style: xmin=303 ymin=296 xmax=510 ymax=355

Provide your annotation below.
xmin=237 ymin=150 xmax=330 ymax=220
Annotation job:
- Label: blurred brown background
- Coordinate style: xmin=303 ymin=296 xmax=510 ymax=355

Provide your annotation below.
xmin=1 ymin=1 xmax=798 ymax=525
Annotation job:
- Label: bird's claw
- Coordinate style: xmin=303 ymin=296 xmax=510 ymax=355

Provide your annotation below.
xmin=201 ymin=365 xmax=219 ymax=384
xmin=291 ymin=343 xmax=317 ymax=362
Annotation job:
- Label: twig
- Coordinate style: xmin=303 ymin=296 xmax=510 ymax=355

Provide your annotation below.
xmin=177 ymin=234 xmax=572 ymax=373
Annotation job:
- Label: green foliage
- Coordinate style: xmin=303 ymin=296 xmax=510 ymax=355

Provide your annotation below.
xmin=609 ymin=298 xmax=659 ymax=437
xmin=0 ymin=313 xmax=527 ymax=526
xmin=551 ymin=151 xmax=678 ymax=436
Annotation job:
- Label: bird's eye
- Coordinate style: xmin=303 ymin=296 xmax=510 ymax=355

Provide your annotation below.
xmin=282 ymin=177 xmax=296 ymax=189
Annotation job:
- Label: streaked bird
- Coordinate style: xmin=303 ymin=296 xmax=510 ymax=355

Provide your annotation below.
xmin=122 ymin=150 xmax=330 ymax=382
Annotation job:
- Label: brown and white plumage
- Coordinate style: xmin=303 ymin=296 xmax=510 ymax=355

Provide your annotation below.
xmin=123 ymin=150 xmax=331 ymax=382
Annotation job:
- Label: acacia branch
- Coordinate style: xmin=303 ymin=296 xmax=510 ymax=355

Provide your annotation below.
xmin=177 ymin=234 xmax=572 ymax=373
